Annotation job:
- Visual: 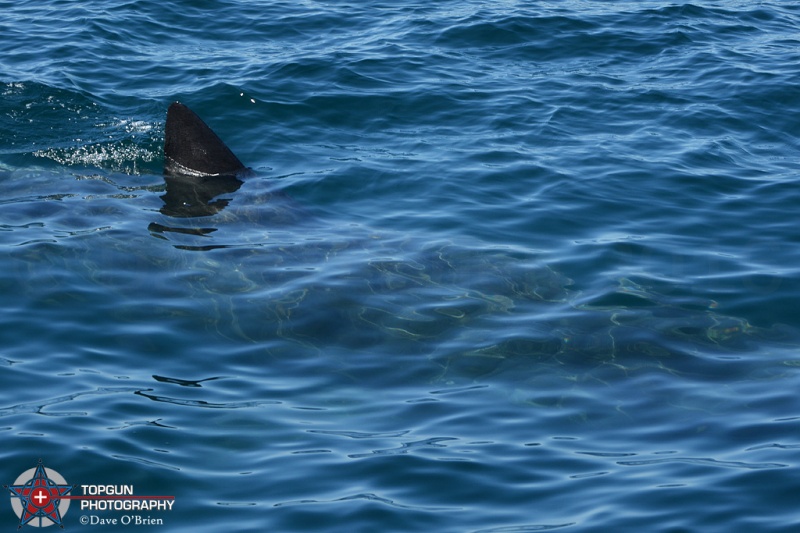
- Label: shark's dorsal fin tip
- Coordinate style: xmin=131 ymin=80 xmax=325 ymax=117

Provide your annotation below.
xmin=164 ymin=101 xmax=247 ymax=177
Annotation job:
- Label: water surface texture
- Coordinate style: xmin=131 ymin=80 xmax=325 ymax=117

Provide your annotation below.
xmin=2 ymin=1 xmax=800 ymax=531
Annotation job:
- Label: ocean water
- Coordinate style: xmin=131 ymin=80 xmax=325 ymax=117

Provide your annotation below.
xmin=1 ymin=1 xmax=800 ymax=530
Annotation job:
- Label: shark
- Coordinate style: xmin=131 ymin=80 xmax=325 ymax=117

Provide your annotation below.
xmin=149 ymin=101 xmax=796 ymax=387
xmin=151 ymin=101 xmax=305 ymax=242
xmin=1 ymin=94 xmax=793 ymax=393
xmin=159 ymin=102 xmax=250 ymax=218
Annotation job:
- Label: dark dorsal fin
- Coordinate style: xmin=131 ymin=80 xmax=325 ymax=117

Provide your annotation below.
xmin=164 ymin=102 xmax=247 ymax=177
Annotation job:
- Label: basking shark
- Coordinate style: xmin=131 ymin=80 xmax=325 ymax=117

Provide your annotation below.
xmin=147 ymin=101 xmax=797 ymax=386
xmin=159 ymin=102 xmax=250 ymax=218
xmin=1 ymin=99 xmax=793 ymax=392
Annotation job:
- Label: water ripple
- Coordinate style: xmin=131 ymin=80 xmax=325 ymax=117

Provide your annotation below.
xmin=1 ymin=1 xmax=800 ymax=531
xmin=0 ymin=387 xmax=144 ymax=418
xmin=617 ymin=457 xmax=787 ymax=470
xmin=348 ymin=437 xmax=458 ymax=459
xmin=470 ymin=524 xmax=577 ymax=533
xmin=135 ymin=391 xmax=280 ymax=410
xmin=274 ymin=492 xmax=458 ymax=512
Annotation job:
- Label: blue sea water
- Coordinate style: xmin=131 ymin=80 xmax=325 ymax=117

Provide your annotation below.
xmin=1 ymin=0 xmax=800 ymax=530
